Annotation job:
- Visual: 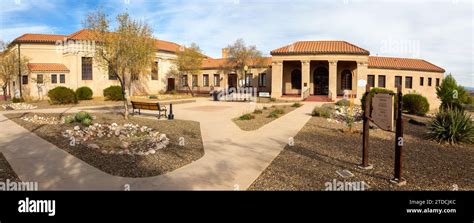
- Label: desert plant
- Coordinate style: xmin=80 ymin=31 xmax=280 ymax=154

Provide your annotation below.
xmin=74 ymin=111 xmax=93 ymax=123
xmin=76 ymin=86 xmax=93 ymax=100
xmin=11 ymin=98 xmax=24 ymax=103
xmin=64 ymin=116 xmax=75 ymax=124
xmin=82 ymin=118 xmax=93 ymax=126
xmin=239 ymin=113 xmax=255 ymax=120
xmin=291 ymin=102 xmax=302 ymax=108
xmin=262 ymin=106 xmax=268 ymax=110
xmin=269 ymin=97 xmax=276 ymax=102
xmin=267 ymin=111 xmax=279 ymax=118
xmin=273 ymin=109 xmax=285 ymax=115
xmin=47 ymin=86 xmax=78 ymax=105
xmin=312 ymin=107 xmax=332 ymax=118
xmin=402 ymin=93 xmax=430 ymax=116
xmin=427 ymin=107 xmax=474 ymax=144
xmin=335 ymin=99 xmax=350 ymax=107
xmin=253 ymin=109 xmax=263 ymax=114
xmin=103 ymin=86 xmax=124 ymax=101
xmin=436 ymin=74 xmax=468 ymax=111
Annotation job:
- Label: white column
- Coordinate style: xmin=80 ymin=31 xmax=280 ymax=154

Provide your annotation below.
xmin=356 ymin=61 xmax=369 ymax=101
xmin=328 ymin=60 xmax=338 ymax=101
xmin=271 ymin=61 xmax=283 ymax=98
xmin=301 ymin=60 xmax=310 ymax=99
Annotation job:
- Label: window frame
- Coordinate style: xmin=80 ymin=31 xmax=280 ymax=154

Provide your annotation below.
xmin=181 ymin=75 xmax=188 ymax=87
xmin=21 ymin=75 xmax=28 ymax=85
xmin=214 ymin=74 xmax=220 ymax=87
xmin=428 ymin=77 xmax=432 ymax=86
xmin=245 ymin=73 xmax=253 ymax=87
xmin=60 ymin=74 xmax=65 ymax=84
xmin=259 ymin=73 xmax=267 ymax=87
xmin=203 ymin=74 xmax=209 ymax=87
xmin=367 ymin=75 xmax=375 ymax=88
xmin=51 ymin=74 xmax=57 ymax=84
xmin=420 ymin=77 xmax=424 ymax=86
xmin=192 ymin=75 xmax=198 ymax=87
xmin=341 ymin=69 xmax=352 ymax=90
xmin=405 ymin=76 xmax=413 ymax=89
xmin=436 ymin=78 xmax=440 ymax=87
xmin=81 ymin=57 xmax=93 ymax=80
xmin=378 ymin=75 xmax=386 ymax=88
xmin=395 ymin=76 xmax=402 ymax=88
xmin=37 ymin=74 xmax=44 ymax=84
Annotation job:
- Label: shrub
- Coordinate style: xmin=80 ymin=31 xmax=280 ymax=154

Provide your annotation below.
xmin=64 ymin=116 xmax=75 ymax=124
xmin=239 ymin=113 xmax=255 ymax=120
xmin=273 ymin=109 xmax=285 ymax=115
xmin=269 ymin=98 xmax=276 ymax=102
xmin=82 ymin=118 xmax=93 ymax=126
xmin=312 ymin=107 xmax=332 ymax=118
xmin=402 ymin=93 xmax=430 ymax=116
xmin=74 ymin=111 xmax=93 ymax=123
xmin=262 ymin=106 xmax=268 ymax=110
xmin=335 ymin=99 xmax=350 ymax=107
xmin=47 ymin=86 xmax=78 ymax=105
xmin=436 ymin=74 xmax=468 ymax=110
xmin=76 ymin=86 xmax=93 ymax=100
xmin=11 ymin=98 xmax=24 ymax=103
xmin=361 ymin=88 xmax=396 ymax=113
xmin=291 ymin=102 xmax=302 ymax=108
xmin=103 ymin=86 xmax=124 ymax=101
xmin=253 ymin=109 xmax=263 ymax=114
xmin=428 ymin=107 xmax=474 ymax=144
xmin=267 ymin=111 xmax=279 ymax=118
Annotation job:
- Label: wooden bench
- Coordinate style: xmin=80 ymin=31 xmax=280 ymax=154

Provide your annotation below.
xmin=131 ymin=101 xmax=167 ymax=119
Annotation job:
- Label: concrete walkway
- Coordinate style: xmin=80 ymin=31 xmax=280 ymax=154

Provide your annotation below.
xmin=0 ymin=99 xmax=319 ymax=190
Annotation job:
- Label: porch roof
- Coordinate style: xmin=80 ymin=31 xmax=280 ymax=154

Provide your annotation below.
xmin=271 ymin=41 xmax=370 ymax=56
xmin=27 ymin=63 xmax=70 ymax=72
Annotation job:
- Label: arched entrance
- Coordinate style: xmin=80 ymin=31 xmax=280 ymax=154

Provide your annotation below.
xmin=313 ymin=67 xmax=329 ymax=95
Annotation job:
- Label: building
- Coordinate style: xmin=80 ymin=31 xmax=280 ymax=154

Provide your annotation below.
xmin=5 ymin=29 xmax=445 ymax=109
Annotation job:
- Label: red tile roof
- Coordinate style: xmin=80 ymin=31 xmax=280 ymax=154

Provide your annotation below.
xmin=155 ymin=39 xmax=182 ymax=53
xmin=27 ymin=63 xmax=70 ymax=72
xmin=13 ymin=34 xmax=66 ymax=44
xmin=202 ymin=57 xmax=272 ymax=69
xmin=271 ymin=41 xmax=370 ymax=55
xmin=368 ymin=56 xmax=445 ymax=73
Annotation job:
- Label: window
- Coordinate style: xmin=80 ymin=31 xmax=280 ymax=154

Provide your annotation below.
xmin=108 ymin=64 xmax=117 ymax=80
xmin=245 ymin=73 xmax=253 ymax=87
xmin=81 ymin=57 xmax=93 ymax=80
xmin=395 ymin=76 xmax=402 ymax=88
xmin=192 ymin=75 xmax=198 ymax=87
xmin=151 ymin=62 xmax=158 ymax=80
xmin=181 ymin=75 xmax=188 ymax=87
xmin=436 ymin=78 xmax=440 ymax=87
xmin=341 ymin=70 xmax=352 ymax=90
xmin=214 ymin=74 xmax=220 ymax=87
xmin=378 ymin=75 xmax=386 ymax=88
xmin=420 ymin=77 xmax=424 ymax=86
xmin=203 ymin=74 xmax=209 ymax=87
xmin=428 ymin=78 xmax=432 ymax=86
xmin=37 ymin=74 xmax=43 ymax=84
xmin=367 ymin=75 xmax=375 ymax=88
xmin=22 ymin=75 xmax=28 ymax=85
xmin=291 ymin=69 xmax=302 ymax=90
xmin=259 ymin=73 xmax=267 ymax=87
xmin=405 ymin=76 xmax=413 ymax=89
xmin=60 ymin=74 xmax=65 ymax=84
xmin=51 ymin=74 xmax=57 ymax=84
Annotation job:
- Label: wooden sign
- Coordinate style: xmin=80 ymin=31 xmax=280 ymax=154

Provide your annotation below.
xmin=371 ymin=93 xmax=394 ymax=131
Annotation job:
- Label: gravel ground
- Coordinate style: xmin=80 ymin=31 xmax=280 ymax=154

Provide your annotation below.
xmin=5 ymin=113 xmax=204 ymax=178
xmin=249 ymin=116 xmax=474 ymax=191
xmin=0 ymin=152 xmax=21 ymax=183
xmin=233 ymin=105 xmax=298 ymax=131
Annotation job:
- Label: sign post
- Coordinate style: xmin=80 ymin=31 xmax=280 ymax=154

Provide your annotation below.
xmin=390 ymin=86 xmax=406 ymax=186
xmin=358 ymin=85 xmax=373 ymax=170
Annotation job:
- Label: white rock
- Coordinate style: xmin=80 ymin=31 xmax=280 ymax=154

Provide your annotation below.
xmin=87 ymin=143 xmax=100 ymax=150
xmin=74 ymin=126 xmax=80 ymax=131
xmin=148 ymin=149 xmax=156 ymax=154
xmin=101 ymin=150 xmax=108 ymax=154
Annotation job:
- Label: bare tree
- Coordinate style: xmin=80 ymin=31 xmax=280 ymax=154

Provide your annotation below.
xmin=172 ymin=43 xmax=204 ymax=96
xmin=84 ymin=10 xmax=156 ymax=119
xmin=0 ymin=41 xmax=29 ymax=100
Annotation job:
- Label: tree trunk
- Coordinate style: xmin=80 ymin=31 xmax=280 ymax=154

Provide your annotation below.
xmin=1 ymin=86 xmax=7 ymax=101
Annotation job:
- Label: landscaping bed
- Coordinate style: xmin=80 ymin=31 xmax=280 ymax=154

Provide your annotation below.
xmin=5 ymin=112 xmax=204 ymax=178
xmin=249 ymin=116 xmax=474 ymax=191
xmin=0 ymin=152 xmax=21 ymax=183
xmin=233 ymin=104 xmax=300 ymax=131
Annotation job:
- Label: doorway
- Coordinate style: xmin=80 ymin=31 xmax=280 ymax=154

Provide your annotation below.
xmin=313 ymin=67 xmax=329 ymax=95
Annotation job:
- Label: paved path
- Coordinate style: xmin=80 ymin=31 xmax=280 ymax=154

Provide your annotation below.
xmin=0 ymin=99 xmax=319 ymax=190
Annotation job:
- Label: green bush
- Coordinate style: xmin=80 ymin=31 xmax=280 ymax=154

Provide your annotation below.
xmin=239 ymin=113 xmax=255 ymax=120
xmin=291 ymin=102 xmax=302 ymax=108
xmin=253 ymin=109 xmax=263 ymax=114
xmin=436 ymin=74 xmax=468 ymax=110
xmin=103 ymin=86 xmax=124 ymax=101
xmin=361 ymin=88 xmax=396 ymax=113
xmin=74 ymin=111 xmax=93 ymax=123
xmin=76 ymin=86 xmax=93 ymax=100
xmin=273 ymin=109 xmax=285 ymax=115
xmin=402 ymin=93 xmax=430 ymax=116
xmin=312 ymin=107 xmax=332 ymax=118
xmin=47 ymin=86 xmax=78 ymax=105
xmin=82 ymin=118 xmax=93 ymax=126
xmin=267 ymin=111 xmax=279 ymax=118
xmin=428 ymin=107 xmax=474 ymax=144
xmin=11 ymin=98 xmax=24 ymax=103
xmin=335 ymin=99 xmax=350 ymax=107
xmin=64 ymin=116 xmax=75 ymax=124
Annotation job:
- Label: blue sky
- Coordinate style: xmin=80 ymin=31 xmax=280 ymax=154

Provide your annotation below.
xmin=0 ymin=0 xmax=472 ymax=87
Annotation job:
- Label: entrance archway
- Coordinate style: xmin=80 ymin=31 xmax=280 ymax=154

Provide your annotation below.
xmin=313 ymin=67 xmax=329 ymax=95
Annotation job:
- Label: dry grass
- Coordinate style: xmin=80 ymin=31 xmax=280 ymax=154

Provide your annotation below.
xmin=5 ymin=112 xmax=204 ymax=178
xmin=233 ymin=105 xmax=298 ymax=131
xmin=249 ymin=116 xmax=473 ymax=191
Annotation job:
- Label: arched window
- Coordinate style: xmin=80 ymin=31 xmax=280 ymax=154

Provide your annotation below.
xmin=291 ymin=69 xmax=302 ymax=90
xmin=341 ymin=69 xmax=352 ymax=90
